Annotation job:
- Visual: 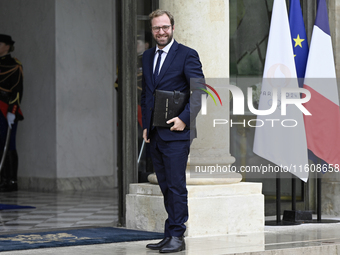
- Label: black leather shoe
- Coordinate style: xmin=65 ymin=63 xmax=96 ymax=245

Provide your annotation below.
xmin=159 ymin=236 xmax=185 ymax=253
xmin=146 ymin=237 xmax=171 ymax=250
xmin=0 ymin=181 xmax=17 ymax=192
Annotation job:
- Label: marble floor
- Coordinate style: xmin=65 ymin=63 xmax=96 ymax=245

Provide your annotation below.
xmin=1 ymin=219 xmax=340 ymax=255
xmin=0 ymin=189 xmax=118 ymax=232
xmin=1 ymin=189 xmax=340 ymax=254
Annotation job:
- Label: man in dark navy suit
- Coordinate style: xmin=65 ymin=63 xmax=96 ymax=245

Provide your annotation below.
xmin=141 ymin=9 xmax=205 ymax=253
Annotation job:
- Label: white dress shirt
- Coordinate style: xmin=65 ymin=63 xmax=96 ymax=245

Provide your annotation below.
xmin=153 ymin=39 xmax=174 ymax=74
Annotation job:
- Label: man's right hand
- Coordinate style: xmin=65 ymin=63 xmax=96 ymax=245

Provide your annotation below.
xmin=143 ymin=129 xmax=150 ymax=143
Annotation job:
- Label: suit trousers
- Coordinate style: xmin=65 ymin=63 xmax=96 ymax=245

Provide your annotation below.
xmin=150 ymin=128 xmax=190 ymax=237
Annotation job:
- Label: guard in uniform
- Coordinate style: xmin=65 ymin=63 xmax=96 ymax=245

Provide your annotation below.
xmin=0 ymin=34 xmax=23 ymax=192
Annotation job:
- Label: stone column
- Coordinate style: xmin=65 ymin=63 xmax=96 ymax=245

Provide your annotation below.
xmin=158 ymin=0 xmax=241 ymax=183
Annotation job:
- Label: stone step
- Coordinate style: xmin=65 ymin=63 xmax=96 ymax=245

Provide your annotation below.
xmin=126 ymin=182 xmax=264 ymax=237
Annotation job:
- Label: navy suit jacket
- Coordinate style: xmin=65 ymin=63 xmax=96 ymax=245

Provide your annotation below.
xmin=141 ymin=40 xmax=205 ymax=141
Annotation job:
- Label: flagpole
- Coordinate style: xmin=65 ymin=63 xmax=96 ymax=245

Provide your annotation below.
xmin=292 ymin=177 xmax=296 ymax=211
xmin=276 ymin=173 xmax=281 ymax=224
xmin=317 ymin=172 xmax=321 ymax=222
xmin=285 ymin=0 xmax=311 ymax=224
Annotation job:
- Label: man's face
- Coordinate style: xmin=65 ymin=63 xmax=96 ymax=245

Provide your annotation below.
xmin=151 ymin=14 xmax=174 ymax=49
xmin=0 ymin=42 xmax=9 ymax=57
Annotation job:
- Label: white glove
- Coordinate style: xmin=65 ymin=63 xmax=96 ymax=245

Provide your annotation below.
xmin=7 ymin=112 xmax=15 ymax=129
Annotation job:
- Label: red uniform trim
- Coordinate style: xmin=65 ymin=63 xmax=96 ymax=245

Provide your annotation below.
xmin=0 ymin=101 xmax=8 ymax=118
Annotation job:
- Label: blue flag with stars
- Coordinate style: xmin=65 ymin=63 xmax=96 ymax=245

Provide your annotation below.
xmin=289 ymin=0 xmax=320 ymax=165
xmin=289 ymin=0 xmax=309 ymax=87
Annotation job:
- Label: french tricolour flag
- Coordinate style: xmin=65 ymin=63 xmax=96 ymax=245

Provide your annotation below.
xmin=303 ymin=0 xmax=340 ymax=166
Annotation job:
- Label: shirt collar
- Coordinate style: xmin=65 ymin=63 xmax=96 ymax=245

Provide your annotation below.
xmin=155 ymin=39 xmax=174 ymax=54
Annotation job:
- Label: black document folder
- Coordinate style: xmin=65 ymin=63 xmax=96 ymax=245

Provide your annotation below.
xmin=152 ymin=89 xmax=189 ymax=128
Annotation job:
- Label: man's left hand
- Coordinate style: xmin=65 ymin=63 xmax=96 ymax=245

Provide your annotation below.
xmin=167 ymin=117 xmax=186 ymax=131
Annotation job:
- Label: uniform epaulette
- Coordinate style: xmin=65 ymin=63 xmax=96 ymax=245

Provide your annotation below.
xmin=14 ymin=58 xmax=22 ymax=65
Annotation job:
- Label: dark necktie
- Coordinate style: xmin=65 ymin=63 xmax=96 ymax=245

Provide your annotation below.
xmin=153 ymin=50 xmax=163 ymax=83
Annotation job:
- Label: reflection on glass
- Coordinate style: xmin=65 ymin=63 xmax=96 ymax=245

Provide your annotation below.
xmin=230 ymin=0 xmax=273 ymax=76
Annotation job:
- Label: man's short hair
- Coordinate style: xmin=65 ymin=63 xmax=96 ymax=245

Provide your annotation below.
xmin=0 ymin=34 xmax=14 ymax=45
xmin=149 ymin=9 xmax=174 ymax=27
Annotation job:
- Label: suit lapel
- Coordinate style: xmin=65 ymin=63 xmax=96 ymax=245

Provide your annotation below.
xmin=154 ymin=40 xmax=179 ymax=89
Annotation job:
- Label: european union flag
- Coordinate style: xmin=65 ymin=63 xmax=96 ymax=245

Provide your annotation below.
xmin=289 ymin=0 xmax=309 ymax=87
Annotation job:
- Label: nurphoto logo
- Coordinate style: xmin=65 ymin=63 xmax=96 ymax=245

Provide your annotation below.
xmin=199 ymin=82 xmax=312 ymax=128
xmin=201 ymin=84 xmax=311 ymax=116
